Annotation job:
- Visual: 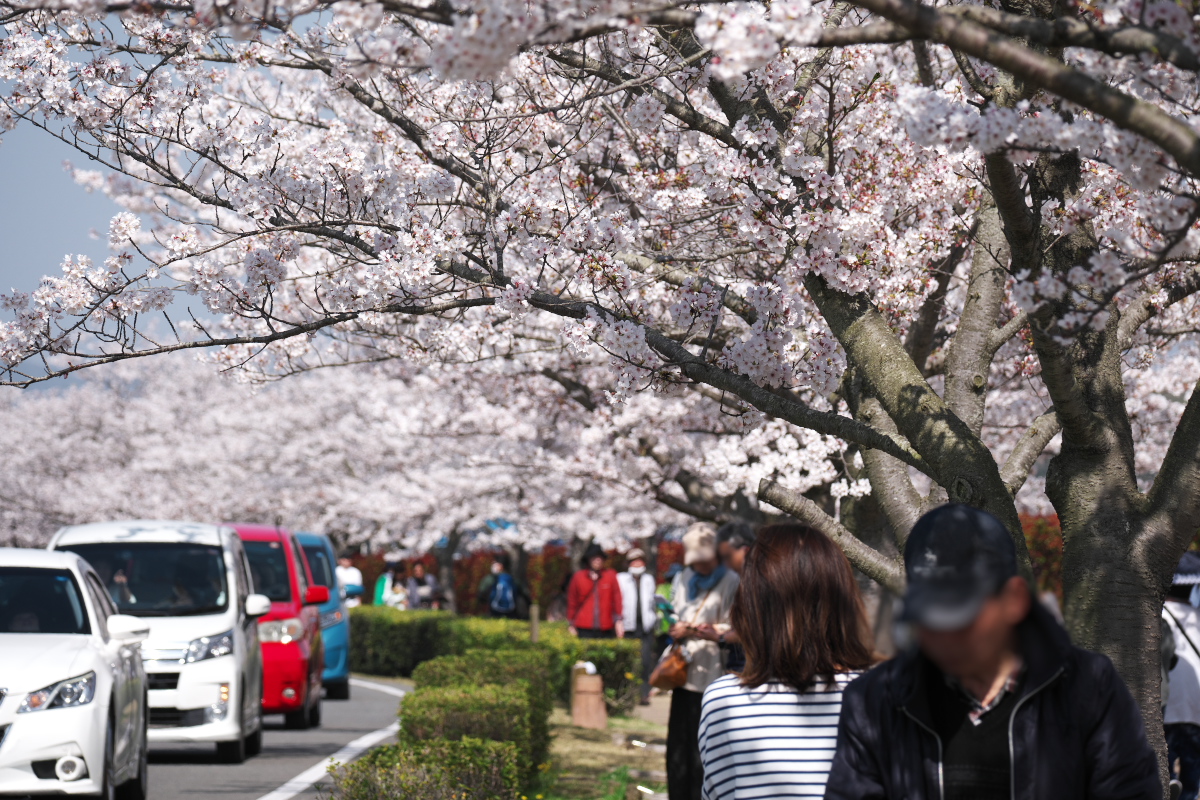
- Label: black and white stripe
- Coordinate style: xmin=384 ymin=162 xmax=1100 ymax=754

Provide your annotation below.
xmin=698 ymin=671 xmax=860 ymax=799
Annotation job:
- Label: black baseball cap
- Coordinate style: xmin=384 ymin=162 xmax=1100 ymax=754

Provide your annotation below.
xmin=899 ymin=504 xmax=1018 ymax=631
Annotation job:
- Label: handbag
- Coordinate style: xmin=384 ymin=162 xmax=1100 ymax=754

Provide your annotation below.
xmin=649 ymin=587 xmax=713 ymax=691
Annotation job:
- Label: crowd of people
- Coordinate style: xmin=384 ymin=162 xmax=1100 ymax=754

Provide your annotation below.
xmin=640 ymin=506 xmax=1164 ymax=800
xmin=338 ymin=510 xmax=1195 ymax=800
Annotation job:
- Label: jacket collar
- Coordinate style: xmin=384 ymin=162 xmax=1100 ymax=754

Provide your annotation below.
xmin=895 ymin=596 xmax=1071 ymax=724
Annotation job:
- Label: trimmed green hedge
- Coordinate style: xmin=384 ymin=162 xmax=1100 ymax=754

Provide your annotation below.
xmin=326 ymin=737 xmax=520 ymax=800
xmin=400 ymin=684 xmax=535 ymax=784
xmin=411 ymin=649 xmax=554 ymax=765
xmin=347 ymin=608 xmax=450 ymax=677
xmin=348 ymin=608 xmax=643 ymax=712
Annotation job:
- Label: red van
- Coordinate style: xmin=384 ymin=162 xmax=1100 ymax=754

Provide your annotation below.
xmin=234 ymin=525 xmax=328 ymax=729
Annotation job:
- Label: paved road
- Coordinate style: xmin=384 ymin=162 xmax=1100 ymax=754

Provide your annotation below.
xmin=147 ymin=679 xmax=404 ymax=800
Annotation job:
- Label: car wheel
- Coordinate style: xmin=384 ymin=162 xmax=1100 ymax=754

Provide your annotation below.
xmin=325 ymin=680 xmax=350 ymax=700
xmin=245 ymin=723 xmax=263 ymax=758
xmin=308 ymin=695 xmax=322 ymax=728
xmin=115 ymin=715 xmax=148 ymax=800
xmin=283 ymin=700 xmax=310 ymax=730
xmin=215 ymin=707 xmax=247 ymax=764
xmin=101 ymin=714 xmax=117 ymax=800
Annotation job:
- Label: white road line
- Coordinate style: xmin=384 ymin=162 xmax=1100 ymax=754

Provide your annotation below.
xmin=254 ymin=681 xmax=406 ymax=800
xmin=349 ymin=678 xmax=408 ymax=698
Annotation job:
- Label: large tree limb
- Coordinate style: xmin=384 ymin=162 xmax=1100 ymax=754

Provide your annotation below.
xmin=943 ymin=205 xmax=1009 ymax=436
xmin=803 ymin=273 xmax=1028 ymax=553
xmin=846 ymin=0 xmax=1200 ymax=176
xmin=815 ymin=8 xmax=1199 ymax=71
xmin=759 ymin=479 xmax=906 ymax=592
xmin=856 ymin=396 xmax=925 ymax=544
xmin=999 ymin=410 xmax=1061 ymax=495
xmin=1147 ymin=385 xmax=1200 ymax=550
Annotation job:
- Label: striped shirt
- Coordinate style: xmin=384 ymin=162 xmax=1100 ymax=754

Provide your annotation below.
xmin=698 ymin=671 xmax=862 ymax=799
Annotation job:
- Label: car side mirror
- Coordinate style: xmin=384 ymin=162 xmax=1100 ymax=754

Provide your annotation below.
xmin=304 ymin=586 xmax=331 ymax=606
xmin=245 ymin=594 xmax=272 ymax=617
xmin=107 ymin=614 xmax=150 ymax=644
xmin=343 ymin=583 xmax=364 ymax=598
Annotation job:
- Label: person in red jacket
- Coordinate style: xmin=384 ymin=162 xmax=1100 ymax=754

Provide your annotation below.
xmin=568 ymin=543 xmax=624 ymax=639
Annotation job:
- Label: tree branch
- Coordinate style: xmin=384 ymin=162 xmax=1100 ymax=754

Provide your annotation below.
xmin=999 ymin=410 xmax=1061 ymax=495
xmin=758 ymin=479 xmax=906 ymax=592
xmin=847 ymin=0 xmax=1200 ymax=176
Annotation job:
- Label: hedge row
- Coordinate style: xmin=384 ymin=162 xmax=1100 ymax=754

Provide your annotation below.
xmin=326 ymin=737 xmax=521 ymax=800
xmin=347 ymin=606 xmax=642 ymax=713
xmin=411 ymin=648 xmax=555 ymax=767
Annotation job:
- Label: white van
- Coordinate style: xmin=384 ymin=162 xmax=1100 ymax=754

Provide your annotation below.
xmin=49 ymin=520 xmax=271 ymax=763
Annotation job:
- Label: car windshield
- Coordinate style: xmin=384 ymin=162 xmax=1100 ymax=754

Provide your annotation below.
xmin=0 ymin=567 xmax=90 ymax=634
xmin=301 ymin=545 xmax=334 ymax=589
xmin=244 ymin=540 xmax=292 ymax=602
xmin=60 ymin=543 xmax=228 ymax=617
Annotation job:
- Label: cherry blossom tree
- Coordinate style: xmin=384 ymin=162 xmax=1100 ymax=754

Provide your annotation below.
xmin=0 ymin=357 xmax=687 ymax=549
xmin=1 ymin=0 xmax=1199 ymax=762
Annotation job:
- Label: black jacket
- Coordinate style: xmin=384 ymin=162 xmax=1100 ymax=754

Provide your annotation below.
xmin=824 ymin=603 xmax=1160 ymax=800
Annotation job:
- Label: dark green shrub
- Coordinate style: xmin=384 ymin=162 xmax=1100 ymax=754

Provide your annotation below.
xmin=347 ymin=608 xmax=452 ymax=677
xmin=538 ymin=625 xmax=643 ymax=714
xmin=411 ymin=648 xmax=554 ymax=764
xmin=400 ymin=683 xmax=535 ymax=784
xmin=347 ymin=609 xmax=643 ymax=713
xmin=326 ymin=737 xmax=520 ymax=800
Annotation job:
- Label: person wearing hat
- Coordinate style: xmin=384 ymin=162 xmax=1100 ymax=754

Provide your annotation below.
xmin=666 ymin=522 xmax=739 ymax=800
xmin=825 ymin=504 xmax=1159 ymax=800
xmin=618 ymin=547 xmax=659 ymax=705
xmin=1164 ymin=551 xmax=1200 ymax=800
xmin=568 ymin=543 xmax=624 ymax=639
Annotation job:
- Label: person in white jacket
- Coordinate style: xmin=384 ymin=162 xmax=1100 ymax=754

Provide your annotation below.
xmin=1165 ymin=551 xmax=1200 ymax=800
xmin=618 ymin=548 xmax=658 ymax=705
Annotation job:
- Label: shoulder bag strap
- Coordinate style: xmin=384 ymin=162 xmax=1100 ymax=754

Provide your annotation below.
xmin=1164 ymin=604 xmax=1200 ymax=662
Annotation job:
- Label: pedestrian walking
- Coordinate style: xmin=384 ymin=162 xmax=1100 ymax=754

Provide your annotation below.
xmin=618 ymin=547 xmax=658 ymax=705
xmin=699 ymin=524 xmax=875 ymax=799
xmin=665 ymin=523 xmax=738 ymax=800
xmin=477 ymin=553 xmax=531 ymax=619
xmin=656 ymin=562 xmax=682 ymax=662
xmin=1165 ymin=552 xmax=1200 ymax=800
xmin=825 ymin=504 xmax=1160 ymax=800
xmin=335 ymin=552 xmax=364 ymax=608
xmin=568 ymin=544 xmax=623 ymax=638
xmin=406 ymin=561 xmax=441 ymax=610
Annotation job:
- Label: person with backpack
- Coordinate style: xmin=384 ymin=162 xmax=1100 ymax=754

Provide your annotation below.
xmin=568 ymin=543 xmax=623 ymax=639
xmin=477 ymin=553 xmax=530 ymax=619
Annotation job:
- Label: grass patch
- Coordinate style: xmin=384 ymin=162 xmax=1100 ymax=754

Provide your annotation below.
xmin=537 ymin=708 xmax=667 ymax=800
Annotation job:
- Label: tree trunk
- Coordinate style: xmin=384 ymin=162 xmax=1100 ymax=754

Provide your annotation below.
xmin=1060 ymin=513 xmax=1170 ymax=793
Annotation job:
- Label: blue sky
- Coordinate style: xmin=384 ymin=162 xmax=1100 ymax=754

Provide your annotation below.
xmin=0 ymin=123 xmax=120 ymax=295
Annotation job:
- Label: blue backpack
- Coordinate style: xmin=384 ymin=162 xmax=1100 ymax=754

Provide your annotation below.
xmin=490 ymin=573 xmax=516 ymax=614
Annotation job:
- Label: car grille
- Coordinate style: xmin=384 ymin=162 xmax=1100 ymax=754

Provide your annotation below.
xmin=0 ymin=724 xmax=9 ymax=750
xmin=147 ymin=673 xmax=180 ymax=691
xmin=141 ymin=642 xmax=189 ymax=663
xmin=149 ymin=707 xmax=207 ymax=728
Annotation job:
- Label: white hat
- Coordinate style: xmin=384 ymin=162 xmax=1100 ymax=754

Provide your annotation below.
xmin=682 ymin=523 xmax=717 ymax=566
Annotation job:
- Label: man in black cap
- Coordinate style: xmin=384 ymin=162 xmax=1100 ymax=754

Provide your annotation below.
xmin=825 ymin=503 xmax=1159 ymax=800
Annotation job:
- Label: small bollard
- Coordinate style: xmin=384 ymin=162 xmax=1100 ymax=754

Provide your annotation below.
xmin=530 ymin=603 xmax=540 ymax=643
xmin=572 ymin=670 xmax=607 ymax=730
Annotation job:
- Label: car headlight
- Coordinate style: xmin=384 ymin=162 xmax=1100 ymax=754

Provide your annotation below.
xmin=186 ymin=630 xmax=234 ymax=662
xmin=258 ymin=617 xmax=304 ymax=644
xmin=18 ymin=672 xmax=96 ymax=713
xmin=319 ymin=608 xmax=345 ymax=629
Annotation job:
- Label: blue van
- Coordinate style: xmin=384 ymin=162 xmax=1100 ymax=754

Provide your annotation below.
xmin=295 ymin=532 xmax=356 ymax=699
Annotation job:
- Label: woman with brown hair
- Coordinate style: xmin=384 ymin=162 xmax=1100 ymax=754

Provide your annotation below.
xmin=697 ymin=524 xmax=875 ymax=799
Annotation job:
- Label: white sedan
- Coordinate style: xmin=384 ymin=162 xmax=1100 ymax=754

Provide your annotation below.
xmin=0 ymin=548 xmax=150 ymax=798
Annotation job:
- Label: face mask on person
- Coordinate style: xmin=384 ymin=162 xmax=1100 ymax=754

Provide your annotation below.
xmin=491 ymin=562 xmax=503 ymax=575
xmin=629 ymin=566 xmax=646 ymax=576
